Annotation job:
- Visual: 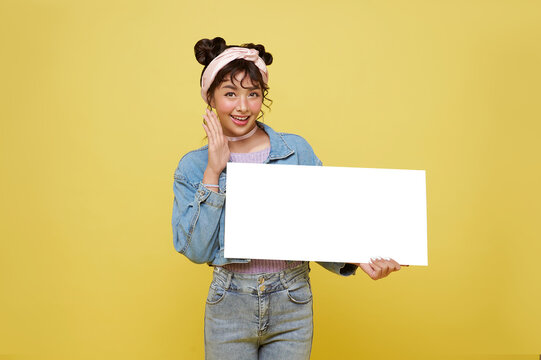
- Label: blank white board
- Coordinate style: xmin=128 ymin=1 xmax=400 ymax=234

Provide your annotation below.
xmin=224 ymin=163 xmax=427 ymax=266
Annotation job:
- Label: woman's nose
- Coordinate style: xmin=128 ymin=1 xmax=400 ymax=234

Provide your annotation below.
xmin=236 ymin=96 xmax=248 ymax=112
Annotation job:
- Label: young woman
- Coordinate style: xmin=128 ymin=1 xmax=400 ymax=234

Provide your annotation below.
xmin=172 ymin=37 xmax=404 ymax=360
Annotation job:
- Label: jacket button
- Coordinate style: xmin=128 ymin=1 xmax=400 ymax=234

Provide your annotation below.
xmin=199 ymin=190 xmax=205 ymax=196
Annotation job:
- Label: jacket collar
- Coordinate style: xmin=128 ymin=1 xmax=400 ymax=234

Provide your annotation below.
xmin=257 ymin=121 xmax=295 ymax=161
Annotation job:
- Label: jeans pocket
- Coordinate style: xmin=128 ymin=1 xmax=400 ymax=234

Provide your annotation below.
xmin=286 ymin=277 xmax=312 ymax=304
xmin=206 ymin=282 xmax=226 ymax=305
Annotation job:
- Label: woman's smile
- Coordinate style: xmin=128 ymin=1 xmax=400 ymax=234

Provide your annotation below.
xmin=230 ymin=114 xmax=250 ymax=125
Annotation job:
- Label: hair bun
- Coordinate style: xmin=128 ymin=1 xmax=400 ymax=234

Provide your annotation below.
xmin=194 ymin=37 xmax=228 ymax=66
xmin=241 ymin=43 xmax=273 ymax=65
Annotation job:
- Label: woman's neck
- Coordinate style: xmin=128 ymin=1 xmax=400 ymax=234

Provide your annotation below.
xmin=228 ymin=127 xmax=270 ymax=153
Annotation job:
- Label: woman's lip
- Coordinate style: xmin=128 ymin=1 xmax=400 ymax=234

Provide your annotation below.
xmin=230 ymin=115 xmax=249 ymax=125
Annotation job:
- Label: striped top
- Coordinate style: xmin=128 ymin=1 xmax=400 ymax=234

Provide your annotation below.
xmin=221 ymin=146 xmax=303 ymax=274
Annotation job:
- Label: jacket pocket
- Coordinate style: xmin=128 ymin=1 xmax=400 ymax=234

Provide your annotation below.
xmin=286 ymin=277 xmax=312 ymax=304
xmin=206 ymin=282 xmax=226 ymax=305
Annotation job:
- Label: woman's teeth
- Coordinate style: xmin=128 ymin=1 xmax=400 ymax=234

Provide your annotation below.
xmin=230 ymin=115 xmax=250 ymax=126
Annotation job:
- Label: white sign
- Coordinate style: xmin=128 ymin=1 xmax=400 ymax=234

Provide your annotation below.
xmin=224 ymin=163 xmax=427 ymax=266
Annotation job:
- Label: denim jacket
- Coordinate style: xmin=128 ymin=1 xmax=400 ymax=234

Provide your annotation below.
xmin=172 ymin=121 xmax=357 ymax=276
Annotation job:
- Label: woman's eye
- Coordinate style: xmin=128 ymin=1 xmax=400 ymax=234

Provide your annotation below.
xmin=225 ymin=92 xmax=235 ymax=97
xmin=250 ymin=92 xmax=260 ymax=97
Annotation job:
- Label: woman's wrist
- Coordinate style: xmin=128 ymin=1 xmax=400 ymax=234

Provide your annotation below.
xmin=203 ymin=169 xmax=220 ymax=192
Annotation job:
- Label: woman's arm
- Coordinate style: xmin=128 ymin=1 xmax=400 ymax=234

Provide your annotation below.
xmin=172 ymin=108 xmax=232 ymax=264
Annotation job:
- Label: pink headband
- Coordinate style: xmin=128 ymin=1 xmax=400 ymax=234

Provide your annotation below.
xmin=200 ymin=47 xmax=269 ymax=105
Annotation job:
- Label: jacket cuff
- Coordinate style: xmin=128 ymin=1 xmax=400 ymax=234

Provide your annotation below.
xmin=339 ymin=263 xmax=358 ymax=276
xmin=195 ymin=182 xmax=226 ymax=207
xmin=317 ymin=262 xmax=358 ymax=276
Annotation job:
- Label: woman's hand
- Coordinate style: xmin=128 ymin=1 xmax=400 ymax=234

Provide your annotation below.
xmin=202 ymin=108 xmax=230 ymax=176
xmin=352 ymin=258 xmax=406 ymax=280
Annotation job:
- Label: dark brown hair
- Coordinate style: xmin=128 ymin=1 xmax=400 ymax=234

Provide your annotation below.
xmin=194 ymin=37 xmax=273 ymax=122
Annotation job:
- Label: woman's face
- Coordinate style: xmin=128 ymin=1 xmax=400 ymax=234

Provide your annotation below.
xmin=210 ymin=71 xmax=263 ymax=137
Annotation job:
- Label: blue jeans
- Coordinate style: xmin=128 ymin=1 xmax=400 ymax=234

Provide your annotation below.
xmin=204 ymin=262 xmax=313 ymax=360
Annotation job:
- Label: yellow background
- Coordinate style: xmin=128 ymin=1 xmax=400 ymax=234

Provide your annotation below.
xmin=1 ymin=0 xmax=540 ymax=359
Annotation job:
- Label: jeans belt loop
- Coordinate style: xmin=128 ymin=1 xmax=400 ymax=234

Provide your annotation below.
xmin=279 ymin=271 xmax=288 ymax=289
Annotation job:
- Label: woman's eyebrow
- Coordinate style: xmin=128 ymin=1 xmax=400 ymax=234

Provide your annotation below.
xmin=222 ymin=84 xmax=260 ymax=90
